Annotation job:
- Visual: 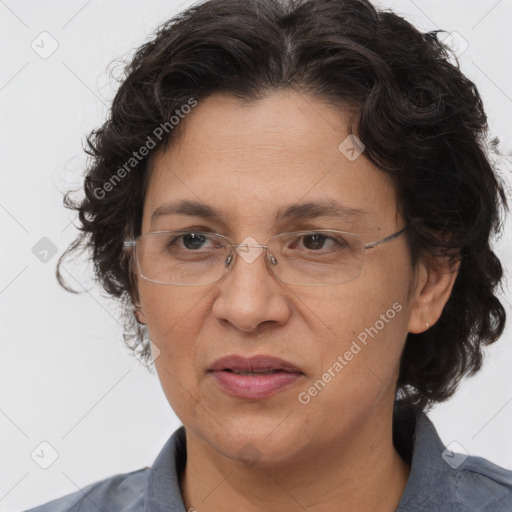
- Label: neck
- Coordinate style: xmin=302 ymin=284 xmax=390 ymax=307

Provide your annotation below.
xmin=180 ymin=408 xmax=411 ymax=512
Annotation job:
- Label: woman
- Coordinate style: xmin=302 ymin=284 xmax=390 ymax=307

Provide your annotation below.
xmin=26 ymin=0 xmax=512 ymax=510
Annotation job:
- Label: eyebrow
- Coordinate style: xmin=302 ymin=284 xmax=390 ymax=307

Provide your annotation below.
xmin=150 ymin=199 xmax=366 ymax=227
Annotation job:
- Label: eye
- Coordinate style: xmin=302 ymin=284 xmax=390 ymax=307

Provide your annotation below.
xmin=170 ymin=232 xmax=220 ymax=251
xmin=181 ymin=233 xmax=208 ymax=250
xmin=300 ymin=233 xmax=331 ymax=251
xmin=294 ymin=232 xmax=349 ymax=252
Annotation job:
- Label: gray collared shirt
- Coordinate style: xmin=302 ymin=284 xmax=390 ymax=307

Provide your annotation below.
xmin=24 ymin=411 xmax=512 ymax=511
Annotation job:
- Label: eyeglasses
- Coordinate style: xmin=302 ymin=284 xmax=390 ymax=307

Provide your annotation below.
xmin=123 ymin=226 xmax=408 ymax=286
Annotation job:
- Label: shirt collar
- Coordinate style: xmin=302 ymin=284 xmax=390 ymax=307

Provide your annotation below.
xmin=395 ymin=408 xmax=455 ymax=510
xmin=144 ymin=426 xmax=187 ymax=512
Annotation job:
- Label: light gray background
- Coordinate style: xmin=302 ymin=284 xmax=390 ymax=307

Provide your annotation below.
xmin=1 ymin=1 xmax=511 ymax=510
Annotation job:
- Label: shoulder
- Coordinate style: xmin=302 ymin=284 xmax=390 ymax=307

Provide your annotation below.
xmin=452 ymin=454 xmax=512 ymax=510
xmin=22 ymin=467 xmax=149 ymax=512
xmin=21 ymin=427 xmax=187 ymax=512
xmin=397 ymin=411 xmax=512 ymax=511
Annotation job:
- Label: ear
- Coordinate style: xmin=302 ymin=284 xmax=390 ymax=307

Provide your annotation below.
xmin=125 ymin=247 xmax=147 ymax=325
xmin=407 ymin=254 xmax=460 ymax=334
xmin=130 ymin=284 xmax=146 ymax=325
xmin=134 ymin=303 xmax=147 ymax=325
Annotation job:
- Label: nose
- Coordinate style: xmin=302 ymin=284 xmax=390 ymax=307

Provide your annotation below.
xmin=211 ymin=242 xmax=292 ymax=332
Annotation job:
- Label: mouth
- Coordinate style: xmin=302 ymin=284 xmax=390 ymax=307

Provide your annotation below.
xmin=208 ymin=354 xmax=304 ymax=399
xmin=222 ymin=369 xmax=286 ymax=375
xmin=209 ymin=354 xmax=303 ymax=374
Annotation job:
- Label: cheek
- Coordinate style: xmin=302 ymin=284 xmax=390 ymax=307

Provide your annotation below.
xmin=316 ymin=293 xmax=407 ymax=386
xmin=307 ymin=249 xmax=412 ymax=390
xmin=315 ymin=259 xmax=410 ymax=347
xmin=296 ymin=292 xmax=408 ymax=441
xmin=142 ymin=286 xmax=213 ymax=423
xmin=140 ymin=285 xmax=211 ymax=380
xmin=140 ymin=282 xmax=210 ymax=338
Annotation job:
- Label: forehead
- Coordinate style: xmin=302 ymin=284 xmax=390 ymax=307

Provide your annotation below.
xmin=142 ymin=91 xmax=399 ymax=234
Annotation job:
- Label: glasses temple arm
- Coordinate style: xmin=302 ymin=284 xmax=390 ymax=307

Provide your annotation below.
xmin=363 ymin=225 xmax=409 ymax=250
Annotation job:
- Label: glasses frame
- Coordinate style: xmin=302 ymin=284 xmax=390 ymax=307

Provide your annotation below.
xmin=123 ymin=225 xmax=409 ymax=286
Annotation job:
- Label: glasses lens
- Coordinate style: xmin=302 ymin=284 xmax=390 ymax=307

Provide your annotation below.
xmin=135 ymin=231 xmax=229 ymax=285
xmin=268 ymin=231 xmax=364 ymax=285
xmin=133 ymin=230 xmax=365 ymax=286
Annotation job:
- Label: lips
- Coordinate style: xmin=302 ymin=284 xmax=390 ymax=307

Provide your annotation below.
xmin=209 ymin=354 xmax=303 ymax=374
xmin=208 ymin=355 xmax=304 ymax=399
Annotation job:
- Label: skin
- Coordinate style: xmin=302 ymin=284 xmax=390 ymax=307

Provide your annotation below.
xmin=135 ymin=90 xmax=459 ymax=511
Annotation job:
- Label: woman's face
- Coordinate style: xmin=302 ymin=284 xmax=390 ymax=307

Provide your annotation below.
xmin=136 ymin=90 xmax=429 ymax=466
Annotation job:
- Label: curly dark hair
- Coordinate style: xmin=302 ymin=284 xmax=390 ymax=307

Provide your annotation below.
xmin=57 ymin=0 xmax=509 ymax=413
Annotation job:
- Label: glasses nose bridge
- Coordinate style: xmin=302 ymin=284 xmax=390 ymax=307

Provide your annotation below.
xmin=232 ymin=241 xmax=269 ymax=251
xmin=225 ymin=240 xmax=277 ymax=274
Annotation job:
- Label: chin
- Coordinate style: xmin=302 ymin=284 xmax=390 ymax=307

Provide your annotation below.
xmin=205 ymin=420 xmax=311 ymax=468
